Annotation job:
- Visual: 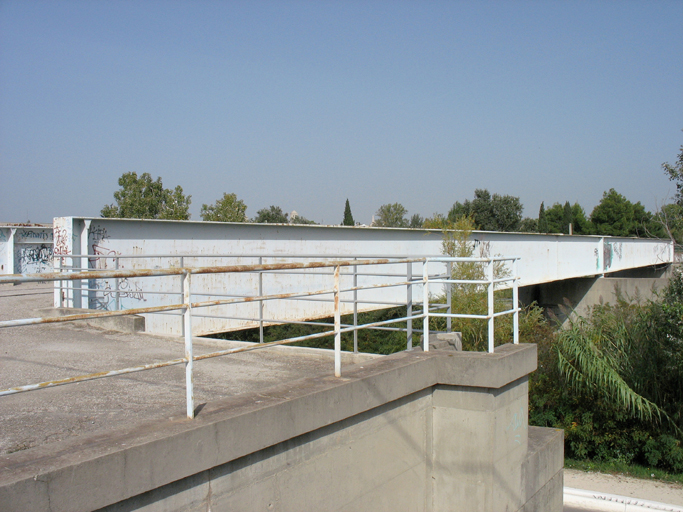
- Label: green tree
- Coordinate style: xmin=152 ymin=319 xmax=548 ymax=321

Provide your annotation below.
xmin=660 ymin=139 xmax=683 ymax=243
xmin=545 ymin=202 xmax=591 ymax=234
xmin=538 ymin=202 xmax=548 ymax=233
xmin=290 ymin=214 xmax=317 ymax=225
xmin=590 ymin=189 xmax=655 ymax=237
xmin=519 ymin=217 xmax=538 ymax=232
xmin=409 ymin=213 xmax=424 ymax=228
xmin=101 ymin=172 xmax=191 ymax=220
xmin=439 ymin=215 xmax=519 ymax=351
xmin=254 ymin=205 xmax=288 ymax=224
xmin=655 ymin=203 xmax=683 ymax=243
xmin=448 ymin=189 xmax=522 ymax=232
xmin=374 ymin=203 xmax=408 ymax=227
xmin=423 ymin=213 xmax=449 ymax=230
xmin=545 ymin=203 xmax=564 ymax=233
xmin=663 ymin=140 xmax=683 ymax=205
xmin=563 ymin=201 xmax=573 ymax=234
xmin=200 ymin=193 xmax=248 ymax=222
xmin=342 ymin=199 xmax=354 ymax=226
xmin=570 ymin=203 xmax=593 ymax=235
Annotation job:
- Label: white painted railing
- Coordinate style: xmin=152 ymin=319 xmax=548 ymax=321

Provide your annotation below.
xmin=0 ymin=256 xmax=519 ymax=418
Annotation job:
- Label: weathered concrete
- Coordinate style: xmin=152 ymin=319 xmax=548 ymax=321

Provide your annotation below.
xmin=0 ymin=341 xmax=563 ymax=512
xmin=0 ymin=284 xmax=378 ymax=457
xmin=520 ymin=264 xmax=673 ymax=324
xmin=0 ymin=223 xmax=53 ymax=275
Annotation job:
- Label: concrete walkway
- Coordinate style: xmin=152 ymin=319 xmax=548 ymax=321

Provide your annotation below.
xmin=0 ymin=283 xmax=377 ymax=456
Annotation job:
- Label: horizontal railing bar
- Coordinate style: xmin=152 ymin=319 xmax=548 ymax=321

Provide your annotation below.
xmin=0 ymin=327 xmax=343 ymax=396
xmin=60 ymin=253 xmax=433 ymax=260
xmin=427 ymin=256 xmax=520 ymax=262
xmin=192 ymin=329 xmax=336 ymax=362
xmin=429 ymin=312 xmax=490 ymax=320
xmin=338 ymin=313 xmax=426 ymax=335
xmin=0 ymin=286 xmax=340 ymax=328
xmin=0 ymin=357 xmax=187 ymax=396
xmin=1 ymin=258 xmax=427 ymax=284
xmin=193 ymin=314 xmax=333 ymax=328
xmin=492 ymin=308 xmax=521 ymax=318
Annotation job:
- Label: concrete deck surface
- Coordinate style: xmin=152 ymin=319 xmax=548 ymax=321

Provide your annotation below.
xmin=0 ymin=283 xmax=378 ymax=456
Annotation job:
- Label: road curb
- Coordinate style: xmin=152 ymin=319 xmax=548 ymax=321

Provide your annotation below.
xmin=564 ymin=487 xmax=683 ymax=511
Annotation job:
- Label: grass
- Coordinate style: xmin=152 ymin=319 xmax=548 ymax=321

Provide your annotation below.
xmin=565 ymin=458 xmax=683 ymax=485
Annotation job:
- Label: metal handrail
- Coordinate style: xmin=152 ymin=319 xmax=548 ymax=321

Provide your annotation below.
xmin=0 ymin=255 xmax=520 ymax=419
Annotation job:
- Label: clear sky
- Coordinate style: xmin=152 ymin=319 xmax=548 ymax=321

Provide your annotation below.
xmin=1 ymin=0 xmax=682 ymax=225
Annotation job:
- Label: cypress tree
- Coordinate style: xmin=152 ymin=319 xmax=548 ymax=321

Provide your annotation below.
xmin=538 ymin=202 xmax=548 ymax=233
xmin=342 ymin=199 xmax=355 ymax=226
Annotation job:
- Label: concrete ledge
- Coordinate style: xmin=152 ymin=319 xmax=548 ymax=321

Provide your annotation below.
xmin=435 ymin=342 xmax=537 ymax=389
xmin=36 ymin=307 xmax=145 ymax=333
xmin=522 ymin=426 xmax=564 ymax=510
xmin=0 ymin=344 xmax=540 ymax=512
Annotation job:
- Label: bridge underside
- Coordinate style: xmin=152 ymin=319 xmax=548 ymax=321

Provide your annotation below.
xmin=520 ymin=263 xmax=674 ymax=324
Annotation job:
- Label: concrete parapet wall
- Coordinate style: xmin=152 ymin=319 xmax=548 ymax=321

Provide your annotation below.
xmin=0 ymin=224 xmax=54 ymax=276
xmin=0 ymin=344 xmax=563 ymax=512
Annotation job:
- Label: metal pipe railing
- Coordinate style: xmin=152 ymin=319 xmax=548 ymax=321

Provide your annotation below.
xmin=1 ymin=255 xmax=520 ymax=420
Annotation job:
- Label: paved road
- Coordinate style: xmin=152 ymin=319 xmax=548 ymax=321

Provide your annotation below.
xmin=0 ymin=283 xmax=377 ymax=456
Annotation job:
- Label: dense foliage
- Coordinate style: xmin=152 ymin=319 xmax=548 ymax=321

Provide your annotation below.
xmin=101 ymin=172 xmax=191 ymax=220
xmin=448 ymin=189 xmax=523 ymax=232
xmin=200 ymin=192 xmax=248 ymax=222
xmin=589 ymin=189 xmax=662 ymax=238
xmin=374 ymin=203 xmax=409 ymax=227
xmin=254 ymin=205 xmax=289 ymax=224
xmin=543 ymin=202 xmax=591 ymax=234
xmin=531 ymin=272 xmax=683 ymax=473
xmin=342 ymin=199 xmax=355 ymax=226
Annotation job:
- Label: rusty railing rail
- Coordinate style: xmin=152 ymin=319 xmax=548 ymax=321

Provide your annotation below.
xmin=0 ymin=256 xmax=519 ymax=419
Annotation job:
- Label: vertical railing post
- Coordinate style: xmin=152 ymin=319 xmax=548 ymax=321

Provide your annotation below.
xmin=334 ymin=265 xmax=341 ymax=377
xmin=446 ymin=261 xmax=452 ymax=333
xmin=55 ymin=256 xmax=63 ymax=308
xmin=353 ymin=260 xmax=358 ymax=354
xmin=183 ymin=271 xmax=194 ymax=419
xmin=259 ymin=256 xmax=264 ymax=344
xmin=114 ymin=256 xmax=120 ymax=311
xmin=423 ymin=260 xmax=429 ymax=352
xmin=179 ymin=257 xmax=184 ymax=333
xmin=406 ymin=262 xmax=413 ymax=350
xmin=487 ymin=258 xmax=495 ymax=353
xmin=513 ymin=258 xmax=519 ymax=344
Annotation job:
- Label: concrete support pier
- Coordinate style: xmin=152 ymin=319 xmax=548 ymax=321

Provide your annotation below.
xmin=0 ymin=344 xmax=562 ymax=512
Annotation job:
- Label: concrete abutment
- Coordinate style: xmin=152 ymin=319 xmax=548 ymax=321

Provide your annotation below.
xmin=0 ymin=344 xmax=562 ymax=512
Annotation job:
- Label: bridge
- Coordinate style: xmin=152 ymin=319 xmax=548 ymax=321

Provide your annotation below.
xmin=0 ymin=217 xmax=675 ymax=511
xmin=50 ymin=216 xmax=673 ymax=336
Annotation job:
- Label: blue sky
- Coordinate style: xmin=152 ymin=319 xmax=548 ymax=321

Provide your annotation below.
xmin=1 ymin=0 xmax=682 ymax=225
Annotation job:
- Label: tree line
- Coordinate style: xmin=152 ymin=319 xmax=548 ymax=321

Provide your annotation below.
xmin=101 ymin=141 xmax=683 ymax=242
xmin=100 ymin=173 xmax=317 ymax=225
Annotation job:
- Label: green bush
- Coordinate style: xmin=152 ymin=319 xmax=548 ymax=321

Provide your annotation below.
xmin=530 ymin=270 xmax=683 ymax=473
